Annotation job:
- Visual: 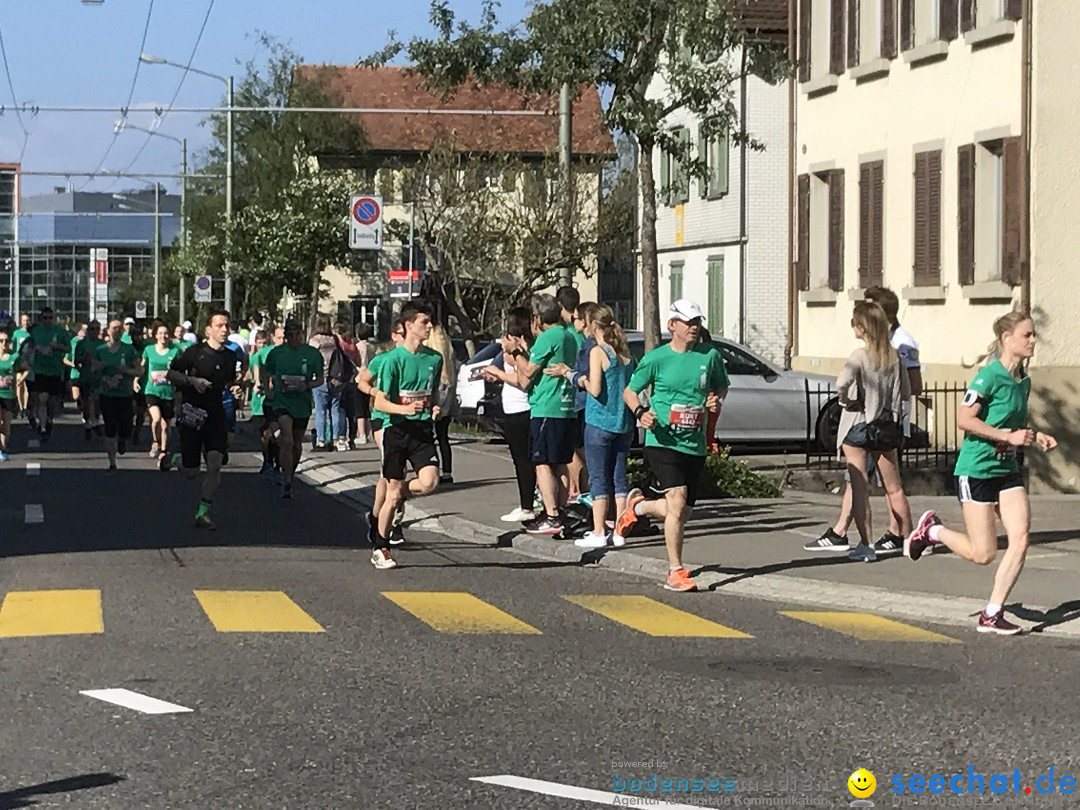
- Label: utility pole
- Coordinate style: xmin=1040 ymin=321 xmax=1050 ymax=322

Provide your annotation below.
xmin=558 ymin=82 xmax=574 ymax=288
xmin=179 ymin=137 xmax=187 ymax=324
xmin=153 ymin=182 xmax=161 ymax=318
xmin=224 ymin=75 xmax=234 ymax=314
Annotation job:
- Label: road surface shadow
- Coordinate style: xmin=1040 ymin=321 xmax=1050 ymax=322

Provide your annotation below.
xmin=0 ymin=773 xmax=125 ymax=809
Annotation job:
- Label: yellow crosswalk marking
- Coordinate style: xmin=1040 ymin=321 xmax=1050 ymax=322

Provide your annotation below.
xmin=194 ymin=590 xmax=324 ymax=633
xmin=780 ymin=611 xmax=959 ymax=642
xmin=564 ymin=595 xmax=752 ymax=638
xmin=382 ymin=591 xmax=542 ymax=634
xmin=0 ymin=589 xmax=104 ymax=638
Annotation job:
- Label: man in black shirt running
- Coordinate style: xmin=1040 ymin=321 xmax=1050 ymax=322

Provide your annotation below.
xmin=167 ymin=310 xmax=239 ymax=529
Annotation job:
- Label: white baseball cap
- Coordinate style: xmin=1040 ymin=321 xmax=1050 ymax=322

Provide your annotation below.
xmin=182 ymin=320 xmax=192 ymax=329
xmin=668 ymin=299 xmax=705 ymax=323
xmin=123 ymin=317 xmax=135 ymax=325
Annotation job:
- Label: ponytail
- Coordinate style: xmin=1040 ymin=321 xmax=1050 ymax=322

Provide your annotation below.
xmin=964 ymin=310 xmax=1032 ymax=370
xmin=591 ymin=305 xmax=629 ymax=361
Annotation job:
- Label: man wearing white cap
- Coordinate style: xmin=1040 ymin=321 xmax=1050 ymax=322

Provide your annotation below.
xmin=182 ymin=320 xmax=197 ymax=345
xmin=616 ymin=299 xmax=729 ymax=592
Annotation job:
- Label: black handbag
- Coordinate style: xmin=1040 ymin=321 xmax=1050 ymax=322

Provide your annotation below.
xmin=864 ymin=411 xmax=903 ymax=450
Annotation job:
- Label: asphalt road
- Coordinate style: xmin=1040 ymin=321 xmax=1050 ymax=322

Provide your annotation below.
xmin=3 ymin=419 xmax=1080 ymax=809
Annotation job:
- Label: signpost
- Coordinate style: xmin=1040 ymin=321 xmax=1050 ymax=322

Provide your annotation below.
xmin=388 ymin=269 xmax=423 ymax=299
xmin=349 ymin=195 xmax=383 ymax=250
xmin=90 ymin=248 xmax=109 ymax=323
xmin=135 ymin=300 xmax=147 ymax=319
xmin=193 ymin=275 xmax=212 ymax=304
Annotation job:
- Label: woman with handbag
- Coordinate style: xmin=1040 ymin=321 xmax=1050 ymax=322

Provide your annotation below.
xmin=836 ymin=301 xmax=913 ymax=562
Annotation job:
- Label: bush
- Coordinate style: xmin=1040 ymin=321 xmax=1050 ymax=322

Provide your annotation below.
xmin=627 ymin=446 xmax=782 ymax=499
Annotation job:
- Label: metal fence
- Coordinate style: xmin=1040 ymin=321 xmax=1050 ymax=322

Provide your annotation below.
xmin=804 ymin=381 xmax=966 ymax=470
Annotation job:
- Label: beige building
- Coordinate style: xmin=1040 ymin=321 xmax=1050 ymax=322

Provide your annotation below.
xmin=791 ymin=0 xmax=1080 ymax=491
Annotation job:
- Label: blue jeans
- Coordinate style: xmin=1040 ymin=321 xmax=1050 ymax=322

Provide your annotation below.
xmin=584 ymin=424 xmax=632 ymax=500
xmin=312 ymin=381 xmax=345 ymax=443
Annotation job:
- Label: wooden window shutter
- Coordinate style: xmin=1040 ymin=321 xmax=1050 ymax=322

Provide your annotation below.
xmin=828 ymin=170 xmax=845 ymax=292
xmin=927 ymin=151 xmax=942 ymax=285
xmin=859 ymin=163 xmax=871 ymax=287
xmin=830 ymin=0 xmax=846 ymax=75
xmin=797 ymin=174 xmax=811 ymax=291
xmin=1005 ymin=0 xmax=1023 ymax=21
xmin=882 ymin=0 xmax=898 ymax=58
xmin=940 ymin=0 xmax=959 ymax=41
xmin=697 ymin=130 xmax=708 ymax=199
xmin=900 ymin=0 xmax=914 ymax=51
xmin=960 ymin=0 xmax=975 ymax=32
xmin=848 ymin=0 xmax=860 ymax=68
xmin=957 ymin=144 xmax=976 ymax=285
xmin=871 ymin=161 xmax=884 ymax=286
xmin=1002 ymin=136 xmax=1023 ymax=286
xmin=913 ymin=153 xmax=929 ymax=284
xmin=800 ymin=0 xmax=812 ymax=82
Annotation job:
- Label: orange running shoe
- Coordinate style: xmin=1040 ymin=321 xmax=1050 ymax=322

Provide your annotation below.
xmin=613 ymin=488 xmax=645 ymax=543
xmin=664 ymin=567 xmax=697 ymax=592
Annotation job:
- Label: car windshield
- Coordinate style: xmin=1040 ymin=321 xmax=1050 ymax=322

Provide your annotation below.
xmin=626 ymin=337 xmax=770 ymax=376
xmin=465 ymin=342 xmax=501 ymax=365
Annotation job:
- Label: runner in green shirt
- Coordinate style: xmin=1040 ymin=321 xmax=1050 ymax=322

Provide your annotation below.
xmin=357 ymin=323 xmax=404 ymax=549
xmin=26 ymin=307 xmax=70 ymax=440
xmin=264 ymin=318 xmax=324 ymax=499
xmin=142 ymin=321 xmax=181 ymax=468
xmin=370 ymin=304 xmax=444 ymax=568
xmin=67 ymin=321 xmax=104 ymax=440
xmin=93 ymin=319 xmax=142 ymax=470
xmin=904 ymin=311 xmax=1058 ymax=636
xmin=11 ymin=313 xmax=30 ymax=417
xmin=247 ymin=327 xmax=278 ymax=480
xmin=617 ymin=299 xmax=728 ymax=593
xmin=0 ymin=325 xmax=28 ymax=461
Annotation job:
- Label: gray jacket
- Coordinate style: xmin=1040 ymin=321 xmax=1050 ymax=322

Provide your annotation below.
xmin=835 ymin=346 xmax=911 ymax=457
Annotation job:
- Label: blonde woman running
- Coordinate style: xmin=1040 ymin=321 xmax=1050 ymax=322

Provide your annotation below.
xmin=904 ymin=312 xmax=1056 ymax=636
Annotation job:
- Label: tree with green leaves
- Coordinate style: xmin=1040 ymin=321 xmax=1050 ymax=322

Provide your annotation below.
xmin=368 ymin=0 xmax=786 ymax=348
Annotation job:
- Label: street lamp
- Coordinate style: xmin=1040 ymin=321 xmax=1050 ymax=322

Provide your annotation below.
xmin=112 ymin=183 xmax=162 ymax=318
xmin=139 ymin=52 xmax=233 ymax=314
xmin=116 ymin=119 xmax=188 ymax=322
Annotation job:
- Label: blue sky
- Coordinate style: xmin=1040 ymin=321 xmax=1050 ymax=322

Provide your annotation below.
xmin=0 ymin=0 xmax=531 ymax=196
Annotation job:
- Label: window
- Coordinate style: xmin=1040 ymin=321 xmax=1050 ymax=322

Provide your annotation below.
xmin=914 ymin=0 xmax=940 ymax=46
xmin=797 ymin=168 xmax=845 ymax=291
xmin=716 ymin=343 xmax=765 ymax=376
xmin=707 ymin=258 xmax=724 ymax=335
xmin=859 ymin=160 xmax=884 ymax=288
xmin=958 ymin=137 xmax=1021 ymax=285
xmin=912 ymin=150 xmax=942 ymax=286
xmin=848 ymin=0 xmax=888 ymax=65
xmin=377 ymin=169 xmax=396 ymax=203
xmin=699 ymin=127 xmax=730 ymax=199
xmin=799 ymin=0 xmax=846 ymax=80
xmin=659 ymin=127 xmax=691 ymax=206
xmin=669 ymin=262 xmax=684 ymax=303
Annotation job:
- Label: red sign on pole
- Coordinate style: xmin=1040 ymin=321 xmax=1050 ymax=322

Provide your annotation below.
xmin=93 ymin=248 xmax=109 ymax=284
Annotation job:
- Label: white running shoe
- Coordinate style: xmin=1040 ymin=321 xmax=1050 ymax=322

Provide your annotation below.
xmin=574 ymin=531 xmax=610 ymax=549
xmin=501 ymin=507 xmax=536 ymax=523
xmin=370 ymin=548 xmax=397 ymax=569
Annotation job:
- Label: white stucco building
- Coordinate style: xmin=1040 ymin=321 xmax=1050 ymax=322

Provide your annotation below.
xmin=791 ymin=0 xmax=1080 ymax=491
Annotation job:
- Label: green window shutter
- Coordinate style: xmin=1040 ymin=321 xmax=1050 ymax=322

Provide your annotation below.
xmin=659 ymin=144 xmax=670 ymax=207
xmin=698 ymin=130 xmax=708 ymax=199
xmin=677 ymin=128 xmax=691 ymax=203
xmin=670 ymin=263 xmax=684 ymax=302
xmin=707 ymin=259 xmax=725 ymax=334
xmin=714 ymin=130 xmax=730 ymax=197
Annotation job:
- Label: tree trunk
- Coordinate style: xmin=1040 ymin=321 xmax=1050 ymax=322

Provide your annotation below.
xmin=307 ymin=260 xmax=322 ymax=334
xmin=637 ymin=133 xmax=661 ymax=350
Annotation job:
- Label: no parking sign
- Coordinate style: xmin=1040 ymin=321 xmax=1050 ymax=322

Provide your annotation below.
xmin=194 ymin=275 xmax=212 ymax=303
xmin=349 ymin=195 xmax=383 ymax=250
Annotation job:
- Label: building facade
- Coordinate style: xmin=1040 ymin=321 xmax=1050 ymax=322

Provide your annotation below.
xmin=792 ymin=0 xmax=1080 ymax=491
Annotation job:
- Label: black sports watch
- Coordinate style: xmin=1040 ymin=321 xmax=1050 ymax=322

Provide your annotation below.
xmin=634 ymin=404 xmax=649 ymax=419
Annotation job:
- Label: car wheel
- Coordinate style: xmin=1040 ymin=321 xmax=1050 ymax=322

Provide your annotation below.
xmin=815 ymin=397 xmax=842 ymax=452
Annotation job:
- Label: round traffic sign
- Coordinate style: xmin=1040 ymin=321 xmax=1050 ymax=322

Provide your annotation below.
xmin=195 ymin=276 xmax=211 ymax=291
xmin=352 ymin=197 xmax=381 ymax=226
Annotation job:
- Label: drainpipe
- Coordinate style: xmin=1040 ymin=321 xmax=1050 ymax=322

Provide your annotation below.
xmin=784 ymin=0 xmax=797 ymax=368
xmin=739 ymin=45 xmax=749 ymax=344
xmin=1019 ymin=0 xmax=1032 ymax=313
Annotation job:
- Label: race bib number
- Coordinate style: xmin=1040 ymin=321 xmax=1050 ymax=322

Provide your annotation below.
xmin=281 ymin=375 xmax=307 ymax=393
xmin=994 ymin=442 xmax=1017 ymax=463
xmin=102 ymin=374 xmax=123 ymax=391
xmin=150 ymin=370 xmax=169 ymax=386
xmin=179 ymin=403 xmax=208 ymax=429
xmin=35 ymin=345 xmax=51 ymax=357
xmin=400 ymin=389 xmax=431 ymax=410
xmin=669 ymin=404 xmax=705 ymax=431
xmin=0 ymin=375 xmax=12 ymax=390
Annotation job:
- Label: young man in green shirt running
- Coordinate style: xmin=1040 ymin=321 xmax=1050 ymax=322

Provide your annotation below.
xmin=26 ymin=307 xmax=71 ymax=440
xmin=11 ymin=313 xmax=30 ymax=417
xmin=248 ymin=327 xmax=278 ymax=481
xmin=371 ymin=303 xmax=444 ymax=569
xmin=0 ymin=326 xmax=28 ymax=461
xmin=67 ymin=320 xmax=104 ymax=440
xmin=264 ymin=318 xmax=324 ymax=499
xmin=92 ymin=319 xmax=142 ymax=470
xmin=617 ymin=299 xmax=729 ymax=592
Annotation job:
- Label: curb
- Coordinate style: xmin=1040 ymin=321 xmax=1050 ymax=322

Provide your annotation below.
xmin=293 ymin=456 xmax=1080 ymax=640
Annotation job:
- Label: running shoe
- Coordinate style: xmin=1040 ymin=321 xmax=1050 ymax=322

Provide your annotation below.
xmin=158 ymin=452 xmax=170 ymax=472
xmin=664 ymin=567 xmax=697 ymax=592
xmin=873 ymin=531 xmax=905 ymax=556
xmin=259 ymin=461 xmax=275 ymax=481
xmin=977 ymin=611 xmax=1022 ymax=636
xmin=388 ymin=524 xmax=405 ymax=546
xmin=612 ymin=488 xmax=645 ymax=544
xmin=501 ymin=507 xmax=536 ymax=523
xmin=803 ymin=528 xmax=849 ymax=552
xmin=107 ymin=462 xmax=117 ymax=472
xmin=370 ymin=548 xmax=397 ymax=570
xmin=904 ymin=510 xmax=941 ymax=561
xmin=847 ymin=544 xmax=877 ymax=563
xmin=117 ymin=439 xmax=126 ymax=455
xmin=0 ymin=451 xmax=8 ymax=462
xmin=574 ymin=531 xmax=610 ymax=549
xmin=439 ymin=474 xmax=454 ymax=485
xmin=194 ymin=513 xmax=215 ymax=531
xmin=577 ymin=492 xmax=594 ymax=509
xmin=524 ymin=514 xmax=564 ymax=536
xmin=281 ymin=483 xmax=293 ymax=500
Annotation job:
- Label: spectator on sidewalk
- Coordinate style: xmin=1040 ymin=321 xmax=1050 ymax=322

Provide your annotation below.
xmin=309 ymin=313 xmax=349 ymax=452
xmin=427 ymin=321 xmax=458 ymax=485
xmin=335 ymin=322 xmax=362 ymax=449
xmin=483 ymin=307 xmax=537 ymax=523
xmin=556 ymin=286 xmax=588 ymax=502
xmin=353 ymin=323 xmax=376 ymax=444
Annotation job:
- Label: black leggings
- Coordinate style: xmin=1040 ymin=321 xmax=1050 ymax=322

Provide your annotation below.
xmin=100 ymin=396 xmax=133 ymax=440
xmin=435 ymin=416 xmax=452 ymax=475
xmin=501 ymin=410 xmax=536 ymax=511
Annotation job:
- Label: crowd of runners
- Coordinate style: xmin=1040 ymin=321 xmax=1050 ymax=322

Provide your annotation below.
xmin=0 ymin=284 xmax=1055 ymax=635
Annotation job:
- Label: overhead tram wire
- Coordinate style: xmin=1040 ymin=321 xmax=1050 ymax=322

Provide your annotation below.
xmin=0 ymin=21 xmax=30 ymax=162
xmin=80 ymin=0 xmax=156 ymax=189
xmin=117 ymin=0 xmax=216 ymax=181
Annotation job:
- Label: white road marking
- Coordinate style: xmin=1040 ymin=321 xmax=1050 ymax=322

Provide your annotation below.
xmin=27 ymin=439 xmax=39 ymax=449
xmin=469 ymin=775 xmax=702 ymax=808
xmin=80 ymin=688 xmax=193 ymax=715
xmin=25 ymin=462 xmax=40 ymax=476
xmin=24 ymin=504 xmax=43 ymax=524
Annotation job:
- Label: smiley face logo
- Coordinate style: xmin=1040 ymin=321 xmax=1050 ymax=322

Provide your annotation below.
xmin=848 ymin=768 xmax=876 ymax=799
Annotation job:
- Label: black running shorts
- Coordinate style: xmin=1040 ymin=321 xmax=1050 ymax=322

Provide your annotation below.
xmin=145 ymin=395 xmax=175 ymax=422
xmin=644 ymin=446 xmax=706 ymax=506
xmin=178 ymin=410 xmax=228 ymax=470
xmin=100 ymin=396 xmax=134 ymax=440
xmin=381 ymin=420 xmax=438 ymax=481
xmin=955 ymin=473 xmax=1025 ymax=505
xmin=27 ymin=374 xmax=63 ymax=397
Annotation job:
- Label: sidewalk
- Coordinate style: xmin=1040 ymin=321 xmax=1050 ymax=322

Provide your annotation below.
xmin=295 ymin=434 xmax=1080 ymax=638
